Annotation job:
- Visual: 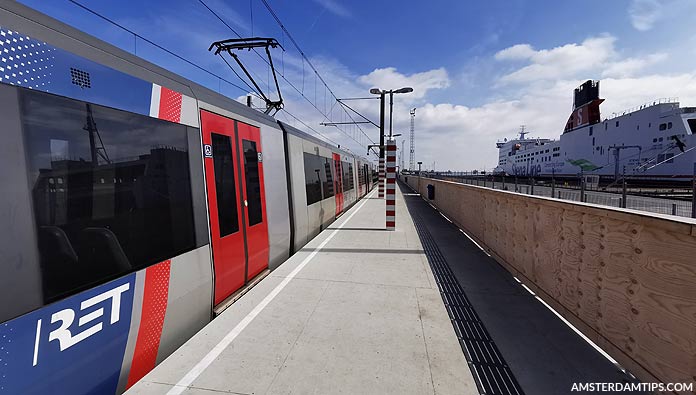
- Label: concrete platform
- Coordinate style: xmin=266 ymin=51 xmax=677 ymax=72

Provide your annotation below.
xmin=126 ymin=187 xmax=478 ymax=395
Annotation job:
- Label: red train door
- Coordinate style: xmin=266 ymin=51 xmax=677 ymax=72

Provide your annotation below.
xmin=332 ymin=153 xmax=343 ymax=216
xmin=236 ymin=121 xmax=269 ymax=280
xmin=201 ymin=111 xmax=246 ymax=305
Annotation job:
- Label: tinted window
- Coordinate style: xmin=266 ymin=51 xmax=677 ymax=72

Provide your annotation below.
xmin=242 ymin=139 xmax=263 ymax=226
xmin=333 ymin=159 xmax=343 ymax=192
xmin=323 ymin=158 xmax=334 ymax=198
xmin=212 ymin=133 xmax=239 ymax=237
xmin=342 ymin=161 xmax=354 ymax=191
xmin=21 ymin=89 xmax=198 ymax=303
xmin=304 ymin=153 xmax=323 ymax=205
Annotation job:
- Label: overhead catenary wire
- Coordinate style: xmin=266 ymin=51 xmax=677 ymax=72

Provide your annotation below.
xmin=198 ymin=0 xmax=376 ymax=154
xmin=258 ymin=0 xmax=375 ymax=146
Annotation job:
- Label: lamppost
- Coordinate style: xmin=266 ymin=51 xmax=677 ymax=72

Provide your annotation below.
xmin=369 ymin=87 xmax=413 ymax=198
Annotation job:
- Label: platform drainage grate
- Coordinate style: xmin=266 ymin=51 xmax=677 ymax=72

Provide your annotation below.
xmin=411 ymin=212 xmax=525 ymax=395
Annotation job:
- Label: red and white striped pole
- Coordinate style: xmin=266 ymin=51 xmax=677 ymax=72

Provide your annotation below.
xmin=386 ymin=138 xmax=396 ymax=230
xmin=378 ymin=156 xmax=385 ymax=198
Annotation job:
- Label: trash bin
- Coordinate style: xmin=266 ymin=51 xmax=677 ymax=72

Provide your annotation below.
xmin=427 ymin=184 xmax=435 ymax=200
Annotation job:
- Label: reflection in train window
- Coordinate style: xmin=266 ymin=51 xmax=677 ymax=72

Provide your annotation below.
xmin=303 ymin=153 xmax=335 ymax=205
xmin=20 ymin=88 xmax=199 ymax=304
xmin=323 ymin=157 xmax=334 ymax=198
xmin=303 ymin=153 xmax=323 ymax=205
xmin=342 ymin=161 xmax=354 ymax=191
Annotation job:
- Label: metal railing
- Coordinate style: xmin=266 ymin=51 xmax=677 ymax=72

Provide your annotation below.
xmin=430 ymin=173 xmax=696 ymax=219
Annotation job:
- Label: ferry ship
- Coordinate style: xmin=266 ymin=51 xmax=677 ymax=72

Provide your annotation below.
xmin=493 ymin=80 xmax=696 ymax=179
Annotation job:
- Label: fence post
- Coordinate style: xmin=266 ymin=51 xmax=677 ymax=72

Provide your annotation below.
xmin=530 ymin=177 xmax=535 ymax=195
xmin=622 ymin=177 xmax=627 ymax=208
xmin=580 ymin=174 xmax=586 ymax=203
xmin=515 ymin=176 xmax=518 ymax=192
xmin=672 ymin=203 xmax=677 ymax=216
xmin=551 ymin=170 xmax=555 ymax=198
xmin=502 ymin=175 xmax=506 ymax=191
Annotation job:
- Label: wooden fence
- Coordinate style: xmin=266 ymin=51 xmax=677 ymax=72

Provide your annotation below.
xmin=403 ymin=176 xmax=696 ymax=392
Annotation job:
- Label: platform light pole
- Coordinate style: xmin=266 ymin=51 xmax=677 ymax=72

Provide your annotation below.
xmin=370 ymin=87 xmax=413 ymax=199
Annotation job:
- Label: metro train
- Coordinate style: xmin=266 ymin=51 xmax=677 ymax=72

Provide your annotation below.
xmin=0 ymin=3 xmax=375 ymax=394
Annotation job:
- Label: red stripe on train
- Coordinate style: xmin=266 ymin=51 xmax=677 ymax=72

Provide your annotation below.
xmin=126 ymin=260 xmax=172 ymax=389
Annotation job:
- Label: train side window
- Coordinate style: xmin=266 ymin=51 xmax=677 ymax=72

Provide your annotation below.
xmin=342 ymin=161 xmax=354 ymax=191
xmin=668 ymin=122 xmax=673 ymax=129
xmin=323 ymin=157 xmax=334 ymax=199
xmin=242 ymin=139 xmax=263 ymax=226
xmin=659 ymin=123 xmax=667 ymax=130
xmin=303 ymin=153 xmax=322 ymax=205
xmin=20 ymin=88 xmax=198 ymax=303
xmin=212 ymin=133 xmax=240 ymax=237
xmin=689 ymin=119 xmax=696 ymax=134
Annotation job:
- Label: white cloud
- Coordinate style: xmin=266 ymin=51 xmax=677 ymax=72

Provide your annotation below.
xmin=495 ymin=35 xmax=617 ymax=84
xmin=494 ymin=44 xmax=535 ymax=60
xmin=357 ymin=67 xmax=450 ymax=100
xmin=629 ymin=0 xmax=663 ymax=31
xmin=601 ymin=53 xmax=667 ymax=78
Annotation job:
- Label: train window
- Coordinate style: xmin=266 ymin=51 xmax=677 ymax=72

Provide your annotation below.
xmin=20 ymin=88 xmax=199 ymax=304
xmin=666 ymin=153 xmax=674 ymax=163
xmin=358 ymin=164 xmax=365 ymax=185
xmin=342 ymin=161 xmax=353 ymax=191
xmin=242 ymin=139 xmax=263 ymax=226
xmin=348 ymin=164 xmax=355 ymax=190
xmin=323 ymin=158 xmax=334 ymax=199
xmin=668 ymin=122 xmax=673 ymax=129
xmin=303 ymin=153 xmax=323 ymax=205
xmin=659 ymin=123 xmax=667 ymax=130
xmin=212 ymin=133 xmax=240 ymax=237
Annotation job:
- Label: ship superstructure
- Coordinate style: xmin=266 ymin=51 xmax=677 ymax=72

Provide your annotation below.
xmin=494 ymin=80 xmax=696 ymax=179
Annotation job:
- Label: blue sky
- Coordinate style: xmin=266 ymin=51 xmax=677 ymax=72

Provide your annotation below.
xmin=17 ymin=0 xmax=696 ymax=170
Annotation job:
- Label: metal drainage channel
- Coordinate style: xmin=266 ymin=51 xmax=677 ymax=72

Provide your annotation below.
xmin=411 ymin=212 xmax=524 ymax=395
